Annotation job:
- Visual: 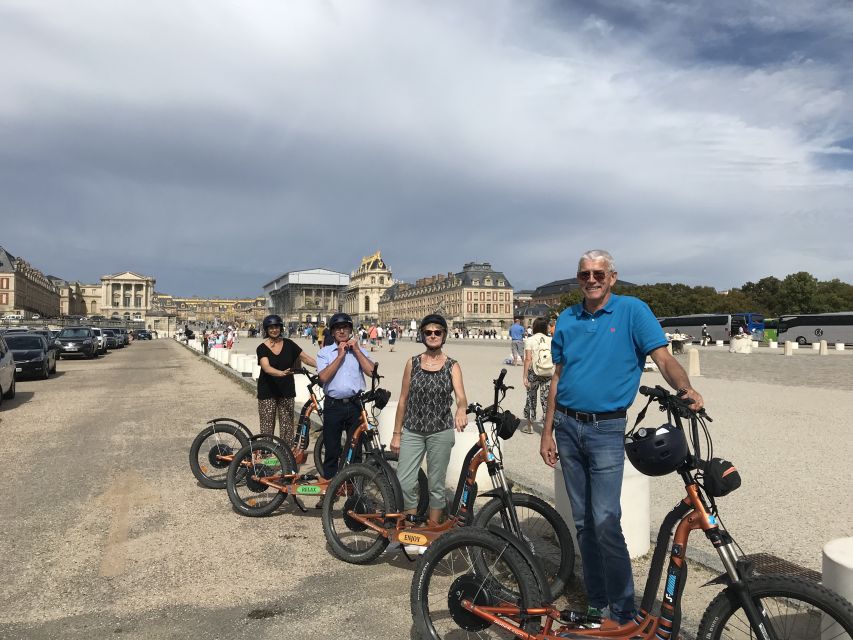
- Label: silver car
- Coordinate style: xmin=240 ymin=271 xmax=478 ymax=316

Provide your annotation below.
xmin=90 ymin=327 xmax=109 ymax=355
xmin=0 ymin=336 xmax=16 ymax=408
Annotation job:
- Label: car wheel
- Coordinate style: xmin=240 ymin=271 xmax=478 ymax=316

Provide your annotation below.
xmin=42 ymin=362 xmax=50 ymax=379
xmin=50 ymin=359 xmax=57 ymax=374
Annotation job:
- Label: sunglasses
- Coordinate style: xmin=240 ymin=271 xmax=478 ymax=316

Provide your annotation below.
xmin=577 ymin=270 xmax=609 ymax=282
xmin=422 ymin=329 xmax=444 ymax=337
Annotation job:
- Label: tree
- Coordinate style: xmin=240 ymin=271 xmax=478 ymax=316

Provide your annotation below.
xmin=777 ymin=272 xmax=819 ymax=314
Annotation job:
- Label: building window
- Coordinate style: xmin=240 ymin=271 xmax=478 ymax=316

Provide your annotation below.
xmin=467 ymin=292 xmax=472 ymax=301
xmin=379 ymin=276 xmax=384 ymax=284
xmin=486 ymin=304 xmax=491 ymax=313
xmin=498 ymin=280 xmax=505 ymax=286
xmin=90 ymin=301 xmax=97 ymax=313
xmin=485 ymin=277 xmax=492 ymax=286
xmin=0 ymin=293 xmax=6 ymax=305
xmin=467 ymin=304 xmax=472 ymax=312
xmin=364 ymin=296 xmax=370 ymax=312
xmin=0 ymin=278 xmax=8 ymax=289
xmin=473 ymin=303 xmax=479 ymax=313
xmin=479 ymin=292 xmax=484 ymax=301
xmin=371 ymin=277 xmax=376 ymax=284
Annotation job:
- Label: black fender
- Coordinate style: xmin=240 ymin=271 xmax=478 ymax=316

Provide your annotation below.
xmin=208 ymin=418 xmax=253 ymax=438
xmin=486 ymin=525 xmax=553 ymax=604
xmin=477 ymin=481 xmax=515 ymax=501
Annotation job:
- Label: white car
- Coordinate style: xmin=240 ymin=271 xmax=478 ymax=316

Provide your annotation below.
xmin=89 ymin=327 xmax=109 ymax=355
xmin=0 ymin=335 xmax=16 ymax=408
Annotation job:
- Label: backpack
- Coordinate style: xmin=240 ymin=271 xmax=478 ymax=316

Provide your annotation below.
xmin=531 ymin=335 xmax=554 ymax=377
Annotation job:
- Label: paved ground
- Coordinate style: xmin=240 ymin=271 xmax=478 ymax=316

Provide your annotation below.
xmin=1 ymin=338 xmax=849 ymax=639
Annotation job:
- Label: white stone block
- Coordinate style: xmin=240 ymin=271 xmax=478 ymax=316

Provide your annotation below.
xmin=715 ymin=340 xmax=724 ymax=347
xmin=791 ymin=342 xmax=799 ymax=350
xmin=836 ymin=343 xmax=845 ymax=351
xmin=822 ymin=537 xmax=853 ymax=640
xmin=819 ymin=340 xmax=828 ymax=355
xmin=812 ymin=342 xmax=821 ymax=351
xmin=554 ymin=459 xmax=650 ymax=559
xmin=784 ymin=341 xmax=794 ymax=356
xmin=768 ymin=341 xmax=778 ymax=349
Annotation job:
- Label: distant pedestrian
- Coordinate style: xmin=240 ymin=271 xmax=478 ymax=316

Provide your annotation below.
xmin=388 ymin=326 xmax=397 ymax=352
xmin=521 ymin=317 xmax=553 ymax=434
xmin=509 ymin=317 xmax=525 ymax=366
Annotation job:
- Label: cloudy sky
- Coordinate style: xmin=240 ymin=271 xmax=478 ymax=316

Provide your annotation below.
xmin=2 ymin=0 xmax=852 ymax=297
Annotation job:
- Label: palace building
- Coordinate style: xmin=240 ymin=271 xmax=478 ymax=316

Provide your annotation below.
xmin=342 ymin=251 xmax=393 ymax=327
xmin=0 ymin=246 xmax=60 ymax=319
xmin=263 ymin=268 xmax=350 ymax=327
xmin=151 ymin=293 xmax=266 ymax=327
xmin=378 ymin=262 xmax=513 ymax=332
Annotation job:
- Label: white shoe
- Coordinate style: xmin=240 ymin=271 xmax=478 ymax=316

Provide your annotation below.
xmin=404 ymin=544 xmax=427 ymax=555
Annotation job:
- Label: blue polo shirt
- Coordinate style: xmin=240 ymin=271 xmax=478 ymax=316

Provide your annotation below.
xmin=509 ymin=323 xmax=525 ymax=340
xmin=551 ymin=294 xmax=667 ymax=412
xmin=316 ymin=345 xmax=373 ymax=399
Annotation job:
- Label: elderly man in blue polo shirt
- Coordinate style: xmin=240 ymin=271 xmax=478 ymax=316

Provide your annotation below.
xmin=540 ymin=249 xmax=703 ymax=625
xmin=316 ymin=312 xmax=375 ymax=504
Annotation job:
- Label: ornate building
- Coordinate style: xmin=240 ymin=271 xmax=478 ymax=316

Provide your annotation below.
xmin=99 ymin=271 xmax=157 ymax=322
xmin=46 ymin=277 xmax=86 ymax=317
xmin=263 ymin=268 xmax=350 ymax=326
xmin=379 ymin=262 xmax=514 ymax=332
xmin=342 ymin=251 xmax=393 ymax=326
xmin=0 ymin=246 xmax=60 ymax=318
xmin=151 ymin=294 xmax=266 ymax=327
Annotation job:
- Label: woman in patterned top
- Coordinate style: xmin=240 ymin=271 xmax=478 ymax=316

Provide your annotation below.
xmin=390 ymin=314 xmax=468 ymax=526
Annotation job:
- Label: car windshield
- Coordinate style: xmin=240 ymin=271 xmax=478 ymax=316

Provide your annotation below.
xmin=6 ymin=336 xmax=44 ymax=349
xmin=59 ymin=328 xmax=90 ymax=338
xmin=102 ymin=329 xmax=115 ymax=335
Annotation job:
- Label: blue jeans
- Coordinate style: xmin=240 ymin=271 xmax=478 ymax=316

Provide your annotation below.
xmin=554 ymin=411 xmax=636 ymax=623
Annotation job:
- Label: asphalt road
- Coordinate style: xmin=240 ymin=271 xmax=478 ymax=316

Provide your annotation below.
xmin=0 ymin=340 xmax=422 ymax=640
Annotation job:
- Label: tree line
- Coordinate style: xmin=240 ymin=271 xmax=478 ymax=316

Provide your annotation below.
xmin=557 ymin=272 xmax=853 ymax=318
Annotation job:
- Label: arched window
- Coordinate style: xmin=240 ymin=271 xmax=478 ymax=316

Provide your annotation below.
xmin=379 ymin=276 xmax=385 ymax=284
xmin=90 ymin=301 xmax=97 ymax=313
xmin=364 ymin=296 xmax=371 ymax=312
xmin=371 ymin=277 xmax=376 ymax=284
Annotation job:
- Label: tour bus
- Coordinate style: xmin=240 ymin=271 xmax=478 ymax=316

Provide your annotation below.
xmin=657 ymin=313 xmax=765 ymax=343
xmin=776 ymin=312 xmax=853 ymax=345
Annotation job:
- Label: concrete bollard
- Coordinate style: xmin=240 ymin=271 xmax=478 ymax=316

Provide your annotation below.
xmin=791 ymin=342 xmax=799 ymax=350
xmin=812 ymin=342 xmax=820 ymax=351
xmin=836 ymin=343 xmax=845 ymax=351
xmin=822 ymin=537 xmax=853 ymax=640
xmin=769 ymin=341 xmax=778 ymax=349
xmin=820 ymin=340 xmax=828 ymax=355
xmin=784 ymin=341 xmax=793 ymax=356
xmin=554 ymin=459 xmax=650 ymax=559
xmin=688 ymin=348 xmax=701 ymax=377
xmin=715 ymin=340 xmax=724 ymax=347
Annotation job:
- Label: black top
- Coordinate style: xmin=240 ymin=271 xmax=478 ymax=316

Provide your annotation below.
xmin=256 ymin=340 xmax=303 ymax=399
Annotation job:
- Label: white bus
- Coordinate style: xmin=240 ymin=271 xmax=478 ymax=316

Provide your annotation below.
xmin=657 ymin=314 xmax=736 ymax=343
xmin=776 ymin=312 xmax=853 ymax=345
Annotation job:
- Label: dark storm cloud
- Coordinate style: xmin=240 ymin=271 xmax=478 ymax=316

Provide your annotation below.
xmin=2 ymin=0 xmax=852 ymax=296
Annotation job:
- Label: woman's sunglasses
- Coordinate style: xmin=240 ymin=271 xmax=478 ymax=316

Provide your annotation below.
xmin=422 ymin=329 xmax=444 ymax=337
xmin=577 ymin=270 xmax=609 ymax=282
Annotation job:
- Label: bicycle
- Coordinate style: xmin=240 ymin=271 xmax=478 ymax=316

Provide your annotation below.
xmin=321 ymin=369 xmax=575 ymax=599
xmin=409 ymin=385 xmax=853 ymax=639
xmin=188 ymin=369 xmax=327 ymax=489
xmin=225 ymin=365 xmax=427 ymax=517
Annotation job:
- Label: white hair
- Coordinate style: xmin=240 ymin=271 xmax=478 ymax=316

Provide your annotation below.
xmin=578 ymin=249 xmax=616 ymax=273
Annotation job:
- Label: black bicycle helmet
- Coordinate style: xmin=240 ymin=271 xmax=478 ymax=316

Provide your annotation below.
xmin=328 ymin=312 xmax=353 ymax=329
xmin=625 ymin=423 xmax=689 ymax=476
xmin=262 ymin=314 xmax=284 ymax=337
xmin=420 ymin=313 xmax=449 ymax=345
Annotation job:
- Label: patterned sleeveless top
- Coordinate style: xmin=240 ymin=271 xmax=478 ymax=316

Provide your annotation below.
xmin=402 ymin=355 xmax=457 ymax=434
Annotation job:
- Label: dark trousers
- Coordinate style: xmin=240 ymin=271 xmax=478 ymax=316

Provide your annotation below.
xmin=321 ymin=400 xmax=362 ymax=479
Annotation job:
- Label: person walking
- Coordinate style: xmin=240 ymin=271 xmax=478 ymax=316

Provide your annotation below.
xmin=256 ymin=314 xmax=317 ymax=445
xmin=388 ymin=325 xmax=397 ymax=352
xmin=521 ymin=317 xmax=553 ymax=434
xmin=390 ymin=314 xmax=468 ymax=526
xmin=316 ymin=313 xmax=375 ymax=504
xmin=509 ymin=317 xmax=525 ymax=366
xmin=540 ymin=249 xmax=703 ymax=625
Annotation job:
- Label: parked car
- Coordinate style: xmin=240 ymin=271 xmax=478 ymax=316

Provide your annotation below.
xmin=0 ymin=335 xmax=16 ymax=407
xmin=89 ymin=327 xmax=109 ymax=355
xmin=4 ymin=334 xmax=55 ymax=379
xmin=28 ymin=330 xmax=61 ymax=359
xmin=101 ymin=328 xmax=119 ymax=349
xmin=55 ymin=327 xmax=98 ymax=359
xmin=116 ymin=328 xmax=130 ymax=346
xmin=136 ymin=329 xmax=153 ymax=340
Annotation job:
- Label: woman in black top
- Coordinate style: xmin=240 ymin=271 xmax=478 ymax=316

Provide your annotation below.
xmin=257 ymin=314 xmax=317 ymax=443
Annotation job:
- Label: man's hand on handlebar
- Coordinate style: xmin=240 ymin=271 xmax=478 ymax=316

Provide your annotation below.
xmin=680 ymin=387 xmax=704 ymax=412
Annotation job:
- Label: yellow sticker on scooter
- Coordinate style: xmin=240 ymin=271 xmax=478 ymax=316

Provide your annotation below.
xmin=399 ymin=532 xmax=428 ymax=546
xmin=296 ymin=485 xmax=322 ymax=495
